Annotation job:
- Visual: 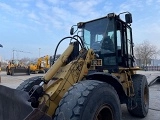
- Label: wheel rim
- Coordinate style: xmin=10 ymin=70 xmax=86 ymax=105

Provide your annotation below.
xmin=144 ymin=85 xmax=149 ymax=108
xmin=95 ymin=104 xmax=113 ymax=120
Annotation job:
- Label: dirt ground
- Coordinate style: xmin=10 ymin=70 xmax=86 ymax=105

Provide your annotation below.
xmin=0 ymin=71 xmax=160 ymax=120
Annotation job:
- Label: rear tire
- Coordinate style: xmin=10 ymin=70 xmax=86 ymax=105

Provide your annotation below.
xmin=54 ymin=80 xmax=121 ymax=120
xmin=127 ymin=74 xmax=149 ymax=118
xmin=16 ymin=76 xmax=42 ymax=92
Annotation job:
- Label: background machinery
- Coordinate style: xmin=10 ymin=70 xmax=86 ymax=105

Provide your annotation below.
xmin=6 ymin=60 xmax=30 ymax=76
xmin=0 ymin=12 xmax=149 ymax=120
xmin=29 ymin=55 xmax=50 ymax=74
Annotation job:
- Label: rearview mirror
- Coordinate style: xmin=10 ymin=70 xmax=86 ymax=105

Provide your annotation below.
xmin=125 ymin=13 xmax=132 ymax=23
xmin=70 ymin=27 xmax=74 ymax=35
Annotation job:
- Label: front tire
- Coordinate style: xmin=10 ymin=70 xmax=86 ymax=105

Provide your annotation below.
xmin=127 ymin=74 xmax=149 ymax=118
xmin=54 ymin=80 xmax=121 ymax=120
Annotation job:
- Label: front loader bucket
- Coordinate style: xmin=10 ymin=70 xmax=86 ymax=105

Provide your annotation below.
xmin=11 ymin=67 xmax=30 ymax=75
xmin=0 ymin=85 xmax=52 ymax=120
xmin=0 ymin=85 xmax=33 ymax=120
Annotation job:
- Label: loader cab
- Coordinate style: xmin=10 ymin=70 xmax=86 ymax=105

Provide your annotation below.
xmin=78 ymin=12 xmax=134 ymax=72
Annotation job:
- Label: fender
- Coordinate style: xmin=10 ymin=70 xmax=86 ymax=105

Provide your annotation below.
xmin=86 ymin=72 xmax=127 ymax=104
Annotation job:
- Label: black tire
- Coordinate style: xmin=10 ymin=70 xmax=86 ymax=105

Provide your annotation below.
xmin=54 ymin=80 xmax=121 ymax=120
xmin=16 ymin=76 xmax=42 ymax=92
xmin=127 ymin=74 xmax=149 ymax=118
xmin=6 ymin=66 xmax=10 ymax=75
xmin=27 ymin=68 xmax=30 ymax=75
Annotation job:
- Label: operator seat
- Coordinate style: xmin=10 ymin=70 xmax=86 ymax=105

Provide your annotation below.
xmin=101 ymin=36 xmax=114 ymax=53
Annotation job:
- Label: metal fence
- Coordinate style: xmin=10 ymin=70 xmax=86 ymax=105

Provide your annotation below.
xmin=141 ymin=66 xmax=160 ymax=71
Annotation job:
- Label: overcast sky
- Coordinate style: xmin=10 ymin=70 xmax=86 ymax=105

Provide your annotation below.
xmin=0 ymin=0 xmax=160 ymax=60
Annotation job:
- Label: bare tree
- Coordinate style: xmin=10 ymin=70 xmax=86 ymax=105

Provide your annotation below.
xmin=134 ymin=40 xmax=159 ymax=67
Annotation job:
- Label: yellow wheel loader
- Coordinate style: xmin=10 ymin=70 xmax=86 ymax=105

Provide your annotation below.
xmin=0 ymin=12 xmax=149 ymax=120
xmin=30 ymin=55 xmax=50 ymax=74
xmin=6 ymin=60 xmax=30 ymax=76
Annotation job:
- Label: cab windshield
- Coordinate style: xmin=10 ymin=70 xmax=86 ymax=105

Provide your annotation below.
xmin=82 ymin=17 xmax=115 ymax=54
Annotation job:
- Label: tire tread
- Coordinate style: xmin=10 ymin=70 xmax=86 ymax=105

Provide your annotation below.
xmin=128 ymin=74 xmax=149 ymax=117
xmin=54 ymin=80 xmax=121 ymax=120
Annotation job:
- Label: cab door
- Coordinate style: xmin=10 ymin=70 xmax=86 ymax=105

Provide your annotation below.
xmin=126 ymin=25 xmax=134 ymax=67
xmin=116 ymin=20 xmax=134 ymax=68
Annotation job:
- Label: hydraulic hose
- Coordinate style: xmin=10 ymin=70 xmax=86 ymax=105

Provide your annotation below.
xmin=52 ymin=36 xmax=84 ymax=65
